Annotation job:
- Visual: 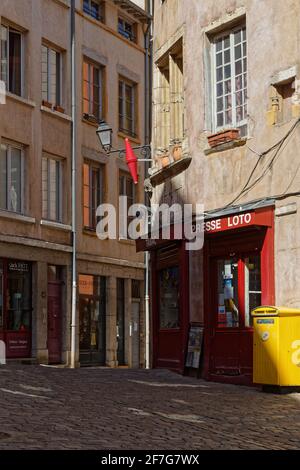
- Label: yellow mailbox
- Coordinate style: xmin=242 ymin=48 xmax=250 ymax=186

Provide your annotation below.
xmin=252 ymin=306 xmax=300 ymax=390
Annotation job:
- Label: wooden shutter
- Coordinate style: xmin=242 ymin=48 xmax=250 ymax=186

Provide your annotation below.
xmin=83 ymin=163 xmax=90 ymax=227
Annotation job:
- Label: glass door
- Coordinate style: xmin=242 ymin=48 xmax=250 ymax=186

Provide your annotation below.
xmin=210 ymin=252 xmax=262 ymax=380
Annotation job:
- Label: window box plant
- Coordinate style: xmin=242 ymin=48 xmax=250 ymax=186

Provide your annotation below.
xmin=208 ymin=128 xmax=240 ymax=148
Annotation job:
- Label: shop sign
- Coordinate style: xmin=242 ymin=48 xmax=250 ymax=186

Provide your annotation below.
xmin=8 ymin=261 xmax=30 ymax=273
xmin=7 ymin=338 xmax=29 ymax=351
xmin=204 ymin=212 xmax=253 ymax=234
xmin=79 ymin=275 xmax=94 ymax=296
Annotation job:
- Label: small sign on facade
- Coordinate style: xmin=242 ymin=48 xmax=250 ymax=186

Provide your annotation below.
xmin=185 ymin=325 xmax=204 ymax=369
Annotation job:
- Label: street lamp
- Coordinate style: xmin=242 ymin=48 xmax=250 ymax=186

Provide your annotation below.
xmin=96 ymin=120 xmax=113 ymax=153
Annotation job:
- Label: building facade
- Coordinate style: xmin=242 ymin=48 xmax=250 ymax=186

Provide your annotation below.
xmin=0 ymin=0 xmax=151 ymax=367
xmin=144 ymin=0 xmax=300 ymax=384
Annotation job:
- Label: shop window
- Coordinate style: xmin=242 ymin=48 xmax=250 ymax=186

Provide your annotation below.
xmin=0 ymin=142 xmax=24 ymax=213
xmin=217 ymin=258 xmax=239 ymax=328
xmin=79 ymin=274 xmax=106 ymax=365
xmin=159 ymin=266 xmax=180 ymax=329
xmin=7 ymin=261 xmax=31 ymax=332
xmin=83 ymin=162 xmax=104 ymax=230
xmin=216 ymin=254 xmax=261 ymax=329
xmin=41 ymin=44 xmax=62 ymax=107
xmin=1 ymin=24 xmax=23 ymax=96
xmin=212 ymin=25 xmax=247 ymax=136
xmin=245 ymin=255 xmax=261 ymax=327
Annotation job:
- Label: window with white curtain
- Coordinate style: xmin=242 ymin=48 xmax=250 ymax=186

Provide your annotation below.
xmin=42 ymin=156 xmax=62 ymax=222
xmin=0 ymin=142 xmax=24 ymax=213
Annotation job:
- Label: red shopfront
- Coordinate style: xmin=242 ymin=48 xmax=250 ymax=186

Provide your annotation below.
xmin=203 ymin=205 xmax=275 ymax=385
xmin=0 ymin=259 xmax=32 ymax=358
xmin=136 ymin=237 xmax=189 ymax=374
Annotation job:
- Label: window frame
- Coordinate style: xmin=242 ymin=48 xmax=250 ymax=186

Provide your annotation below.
xmin=118 ymin=16 xmax=136 ymax=43
xmin=83 ymin=161 xmax=104 ymax=230
xmin=83 ymin=0 xmax=104 ymax=22
xmin=211 ymin=24 xmax=247 ymax=135
xmin=0 ymin=141 xmax=25 ymax=214
xmin=41 ymin=43 xmax=62 ymax=106
xmin=42 ymin=155 xmax=63 ymax=223
xmin=118 ymin=77 xmax=137 ymax=138
xmin=1 ymin=23 xmax=24 ymax=97
xmin=83 ymin=59 xmax=104 ymax=121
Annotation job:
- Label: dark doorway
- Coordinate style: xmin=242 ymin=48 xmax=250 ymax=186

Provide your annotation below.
xmin=117 ymin=278 xmax=125 ymax=365
xmin=79 ymin=275 xmax=106 ymax=365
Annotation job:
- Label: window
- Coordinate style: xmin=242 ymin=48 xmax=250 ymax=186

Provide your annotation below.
xmin=83 ymin=0 xmax=104 ymax=22
xmin=83 ymin=60 xmax=103 ymax=120
xmin=119 ymin=78 xmax=136 ymax=137
xmin=1 ymin=24 xmax=23 ymax=96
xmin=83 ymin=162 xmax=104 ymax=230
xmin=119 ymin=171 xmax=136 ymax=233
xmin=41 ymin=44 xmax=61 ymax=106
xmin=42 ymin=156 xmax=63 ymax=222
xmin=0 ymin=142 xmax=24 ymax=213
xmin=213 ymin=25 xmax=247 ymax=136
xmin=159 ymin=266 xmax=180 ymax=329
xmin=216 ymin=254 xmax=261 ymax=329
xmin=118 ymin=17 xmax=136 ymax=43
xmin=156 ymin=39 xmax=184 ymax=151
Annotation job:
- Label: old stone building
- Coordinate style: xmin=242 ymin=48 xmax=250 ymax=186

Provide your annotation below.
xmin=142 ymin=0 xmax=300 ymax=384
xmin=0 ymin=0 xmax=151 ymax=367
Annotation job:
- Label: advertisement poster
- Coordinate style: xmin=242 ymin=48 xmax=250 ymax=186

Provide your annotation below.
xmin=185 ymin=325 xmax=204 ymax=368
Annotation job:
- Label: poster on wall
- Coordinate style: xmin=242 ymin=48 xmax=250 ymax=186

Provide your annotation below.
xmin=185 ymin=325 xmax=204 ymax=369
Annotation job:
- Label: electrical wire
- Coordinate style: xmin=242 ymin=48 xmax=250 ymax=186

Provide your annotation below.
xmin=223 ymin=117 xmax=300 ymax=209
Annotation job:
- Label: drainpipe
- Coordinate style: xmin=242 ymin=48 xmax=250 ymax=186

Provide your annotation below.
xmin=70 ymin=0 xmax=77 ymax=368
xmin=144 ymin=3 xmax=152 ymax=370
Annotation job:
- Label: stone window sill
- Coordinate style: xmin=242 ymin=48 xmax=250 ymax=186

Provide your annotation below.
xmin=40 ymin=220 xmax=72 ymax=231
xmin=6 ymin=92 xmax=36 ymax=108
xmin=204 ymin=138 xmax=247 ymax=155
xmin=41 ymin=105 xmax=72 ymax=122
xmin=0 ymin=210 xmax=35 ymax=224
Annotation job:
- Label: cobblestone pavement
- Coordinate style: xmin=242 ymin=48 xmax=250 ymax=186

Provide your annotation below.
xmin=0 ymin=365 xmax=300 ymax=450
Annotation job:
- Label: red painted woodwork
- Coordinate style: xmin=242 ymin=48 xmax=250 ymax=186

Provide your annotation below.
xmin=47 ymin=281 xmax=62 ymax=364
xmin=203 ymin=206 xmax=275 ymax=385
xmin=152 ymin=241 xmax=189 ymax=373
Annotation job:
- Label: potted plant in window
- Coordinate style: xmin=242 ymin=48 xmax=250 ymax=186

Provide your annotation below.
xmin=54 ymin=104 xmax=65 ymax=113
xmin=208 ymin=128 xmax=240 ymax=148
xmin=42 ymin=99 xmax=52 ymax=109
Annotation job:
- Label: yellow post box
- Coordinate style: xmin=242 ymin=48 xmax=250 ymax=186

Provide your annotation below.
xmin=252 ymin=306 xmax=300 ymax=391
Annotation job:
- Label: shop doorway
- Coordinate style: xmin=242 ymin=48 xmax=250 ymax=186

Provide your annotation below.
xmin=79 ymin=275 xmax=106 ymax=365
xmin=0 ymin=259 xmax=32 ymax=358
xmin=205 ymin=224 xmax=274 ymax=384
xmin=47 ymin=266 xmax=63 ymax=364
xmin=210 ymin=253 xmax=261 ymax=381
xmin=152 ymin=242 xmax=189 ymax=373
xmin=117 ymin=278 xmax=125 ymax=366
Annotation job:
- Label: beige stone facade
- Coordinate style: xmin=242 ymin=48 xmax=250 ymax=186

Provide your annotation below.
xmin=150 ymin=0 xmax=300 ymax=382
xmin=0 ymin=0 xmax=151 ymax=367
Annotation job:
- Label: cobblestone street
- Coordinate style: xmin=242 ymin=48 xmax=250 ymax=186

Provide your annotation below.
xmin=0 ymin=365 xmax=300 ymax=450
